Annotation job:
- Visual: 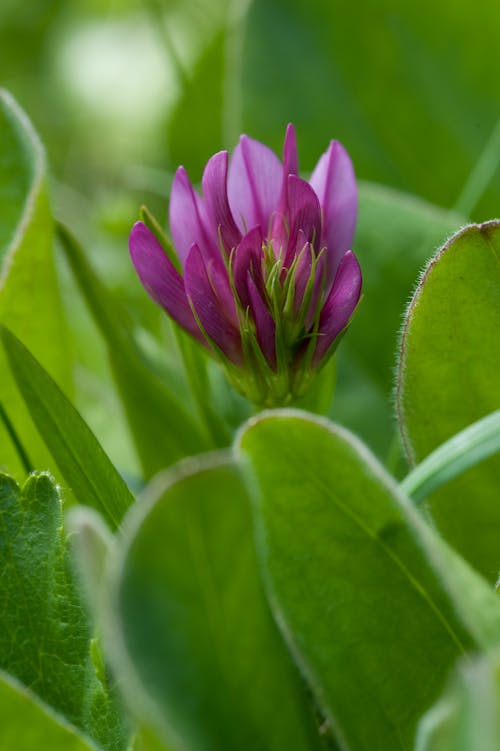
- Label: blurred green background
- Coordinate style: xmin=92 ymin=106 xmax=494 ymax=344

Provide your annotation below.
xmin=1 ymin=0 xmax=499 ymax=476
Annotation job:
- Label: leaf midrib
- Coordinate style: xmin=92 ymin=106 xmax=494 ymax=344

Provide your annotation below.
xmin=280 ymin=440 xmax=470 ymax=658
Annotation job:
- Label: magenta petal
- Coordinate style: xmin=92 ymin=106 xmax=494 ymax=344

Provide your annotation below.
xmin=204 ymin=256 xmax=239 ymax=329
xmin=129 ymin=222 xmax=206 ymax=345
xmin=313 ymin=251 xmax=362 ymax=364
xmin=169 ymin=166 xmax=213 ymax=265
xmin=247 ymin=273 xmax=276 ymax=369
xmin=282 ymin=123 xmax=299 ymax=178
xmin=284 ymin=175 xmax=322 ymax=268
xmin=184 ymin=243 xmax=243 ymax=365
xmin=227 ymin=135 xmax=282 ymax=234
xmin=270 ymin=124 xmax=299 ymax=253
xmin=202 ymin=151 xmax=242 ymax=254
xmin=309 ymin=140 xmax=358 ymax=285
xmin=232 ymin=226 xmax=265 ymax=310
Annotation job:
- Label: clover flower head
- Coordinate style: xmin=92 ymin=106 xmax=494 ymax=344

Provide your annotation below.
xmin=130 ymin=124 xmax=361 ymax=406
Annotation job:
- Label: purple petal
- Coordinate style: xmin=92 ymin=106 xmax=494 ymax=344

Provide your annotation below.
xmin=184 ymin=243 xmax=243 ymax=365
xmin=247 ymin=273 xmax=276 ymax=369
xmin=129 ymin=222 xmax=206 ymax=345
xmin=270 ymin=124 xmax=300 ymax=254
xmin=284 ymin=175 xmax=322 ymax=269
xmin=227 ymin=135 xmax=282 ymax=235
xmin=313 ymin=251 xmax=362 ymax=364
xmin=204 ymin=256 xmax=239 ymax=329
xmin=231 ymin=226 xmax=265 ymax=310
xmin=309 ymin=140 xmax=358 ymax=285
xmin=202 ymin=151 xmax=242 ymax=254
xmin=282 ymin=123 xmax=299 ymax=178
xmin=169 ymin=166 xmax=214 ymax=266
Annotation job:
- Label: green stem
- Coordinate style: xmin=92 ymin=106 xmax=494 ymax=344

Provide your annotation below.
xmin=454 ymin=115 xmax=500 ymax=217
xmin=145 ymin=0 xmax=189 ymax=87
xmin=400 ymin=410 xmax=500 ymax=504
xmin=221 ymin=0 xmax=254 ymax=146
xmin=0 ymin=401 xmax=33 ymax=474
xmin=174 ymin=328 xmax=231 ymax=448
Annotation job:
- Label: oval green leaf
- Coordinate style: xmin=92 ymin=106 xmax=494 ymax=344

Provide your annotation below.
xmin=110 ymin=455 xmax=324 ymax=751
xmin=0 ymin=89 xmax=72 ymax=477
xmin=332 ymin=181 xmax=462 ymax=457
xmin=0 ymin=671 xmax=98 ymax=751
xmin=237 ymin=410 xmax=500 ymax=751
xmin=397 ymin=221 xmax=500 ymax=579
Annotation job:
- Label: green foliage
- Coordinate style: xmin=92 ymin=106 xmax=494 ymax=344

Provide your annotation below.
xmin=167 ymin=29 xmax=227 ymax=173
xmin=416 ymin=651 xmax=500 ymax=751
xmin=0 ymin=671 xmax=98 ymax=751
xmin=0 ymin=90 xmax=71 ymax=478
xmin=0 ymin=94 xmax=29 ymax=255
xmin=237 ymin=410 xmax=500 ymax=751
xmin=242 ymin=0 xmax=500 ymax=219
xmin=333 ymin=182 xmax=463 ymax=456
xmin=1 ymin=2 xmax=500 ymax=747
xmin=105 ymin=456 xmax=324 ymax=751
xmin=57 ymin=224 xmax=211 ymax=479
xmin=401 ymin=409 xmax=500 ymax=504
xmin=2 ymin=327 xmax=134 ymax=530
xmin=397 ymin=221 xmax=500 ymax=580
xmin=0 ymin=471 xmax=128 ymax=750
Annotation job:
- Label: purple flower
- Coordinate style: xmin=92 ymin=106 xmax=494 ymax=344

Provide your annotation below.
xmin=130 ymin=125 xmax=361 ymax=405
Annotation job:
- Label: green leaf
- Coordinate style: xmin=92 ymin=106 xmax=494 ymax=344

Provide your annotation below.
xmin=167 ymin=29 xmax=226 ymax=173
xmin=132 ymin=726 xmax=173 ymax=751
xmin=237 ymin=410 xmax=500 ymax=751
xmin=108 ymin=455 xmax=325 ymax=751
xmin=68 ymin=506 xmax=115 ymax=621
xmin=57 ymin=223 xmax=211 ymax=479
xmin=397 ymin=221 xmax=500 ymax=580
xmin=0 ymin=400 xmax=33 ymax=474
xmin=1 ymin=326 xmax=134 ymax=530
xmin=0 ymin=95 xmax=29 ymax=256
xmin=401 ymin=409 xmax=500 ymax=504
xmin=0 ymin=471 xmax=128 ymax=750
xmin=69 ymin=513 xmax=174 ymax=751
xmin=242 ymin=0 xmax=500 ymax=219
xmin=416 ymin=651 xmax=500 ymax=751
xmin=0 ymin=671 xmax=97 ymax=751
xmin=348 ymin=183 xmax=463 ymax=390
xmin=0 ymin=89 xmax=71 ymax=477
xmin=332 ymin=182 xmax=463 ymax=458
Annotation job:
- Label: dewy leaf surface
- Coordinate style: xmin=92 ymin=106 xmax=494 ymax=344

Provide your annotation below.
xmin=111 ymin=456 xmax=325 ymax=751
xmin=0 ymin=471 xmax=128 ymax=751
xmin=2 ymin=327 xmax=133 ymax=530
xmin=0 ymin=89 xmax=71 ymax=478
xmin=237 ymin=410 xmax=500 ymax=751
xmin=0 ymin=671 xmax=98 ymax=751
xmin=397 ymin=221 xmax=500 ymax=580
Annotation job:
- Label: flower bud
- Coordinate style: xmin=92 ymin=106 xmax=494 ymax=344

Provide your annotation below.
xmin=130 ymin=124 xmax=361 ymax=406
